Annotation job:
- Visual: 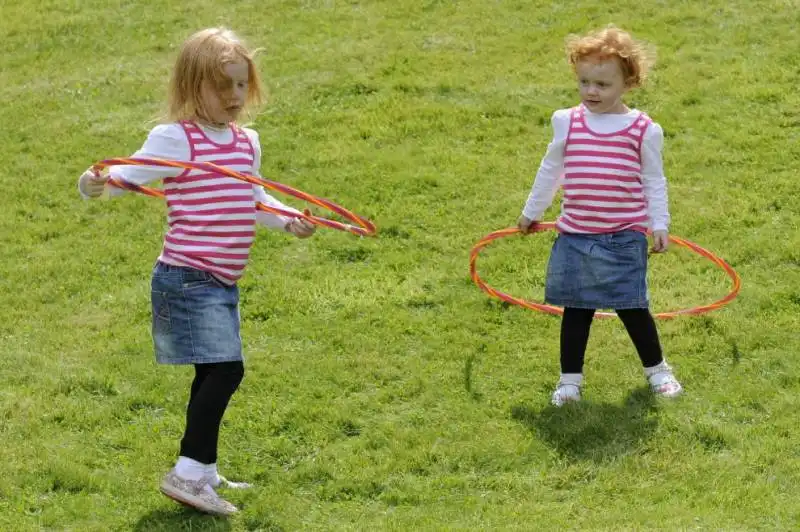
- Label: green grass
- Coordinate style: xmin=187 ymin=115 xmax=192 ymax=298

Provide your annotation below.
xmin=2 ymin=0 xmax=799 ymax=529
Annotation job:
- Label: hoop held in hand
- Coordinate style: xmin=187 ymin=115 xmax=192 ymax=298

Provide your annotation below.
xmin=469 ymin=222 xmax=741 ymax=319
xmin=92 ymin=157 xmax=377 ymax=237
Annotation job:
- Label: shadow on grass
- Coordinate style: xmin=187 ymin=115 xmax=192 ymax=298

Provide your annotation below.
xmin=511 ymin=386 xmax=659 ymax=462
xmin=133 ymin=507 xmax=232 ymax=532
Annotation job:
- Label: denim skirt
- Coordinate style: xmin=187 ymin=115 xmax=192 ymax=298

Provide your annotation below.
xmin=150 ymin=262 xmax=243 ymax=365
xmin=544 ymin=230 xmax=649 ymax=310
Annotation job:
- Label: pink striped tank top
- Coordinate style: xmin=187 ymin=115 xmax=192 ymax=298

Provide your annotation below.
xmin=158 ymin=121 xmax=257 ymax=283
xmin=556 ymin=105 xmax=652 ymax=234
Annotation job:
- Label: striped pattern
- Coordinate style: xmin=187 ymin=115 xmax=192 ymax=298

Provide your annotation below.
xmin=556 ymin=106 xmax=652 ymax=234
xmin=158 ymin=122 xmax=256 ymax=283
xmin=99 ymin=157 xmax=379 ymax=237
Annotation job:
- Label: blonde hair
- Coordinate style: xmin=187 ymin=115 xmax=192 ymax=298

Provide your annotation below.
xmin=168 ymin=28 xmax=265 ymax=123
xmin=566 ymin=25 xmax=654 ymax=88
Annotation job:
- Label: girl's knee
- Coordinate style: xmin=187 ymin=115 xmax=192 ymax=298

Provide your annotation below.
xmin=224 ymin=361 xmax=245 ymax=386
xmin=207 ymin=361 xmax=245 ymax=388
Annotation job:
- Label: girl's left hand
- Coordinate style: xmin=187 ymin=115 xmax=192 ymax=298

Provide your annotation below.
xmin=79 ymin=168 xmax=109 ymax=198
xmin=651 ymin=230 xmax=669 ymax=253
xmin=286 ymin=218 xmax=316 ymax=238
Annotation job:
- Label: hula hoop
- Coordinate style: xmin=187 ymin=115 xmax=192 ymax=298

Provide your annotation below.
xmin=470 ymin=222 xmax=741 ymax=319
xmin=91 ymin=157 xmax=376 ymax=237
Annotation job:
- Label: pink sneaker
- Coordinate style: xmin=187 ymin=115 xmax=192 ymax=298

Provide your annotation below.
xmin=160 ymin=469 xmax=238 ymax=516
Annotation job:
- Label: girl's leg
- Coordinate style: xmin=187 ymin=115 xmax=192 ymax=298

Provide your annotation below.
xmin=161 ymin=362 xmax=244 ymax=516
xmin=188 ymin=363 xmax=214 ymax=409
xmin=180 ymin=361 xmax=245 ymax=465
xmin=615 ymin=308 xmax=662 ymax=368
xmin=560 ymin=307 xmax=596 ymax=373
xmin=616 ymin=308 xmax=682 ymax=397
xmin=552 ymin=307 xmax=595 ymax=406
xmin=171 ymin=365 xmax=217 ymax=482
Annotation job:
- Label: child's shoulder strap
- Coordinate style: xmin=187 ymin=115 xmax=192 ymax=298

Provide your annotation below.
xmin=176 ymin=120 xmax=198 ymax=161
xmin=636 ymin=111 xmax=653 ymax=126
xmin=633 ymin=111 xmax=653 ymax=140
xmin=235 ymin=125 xmax=257 ymax=159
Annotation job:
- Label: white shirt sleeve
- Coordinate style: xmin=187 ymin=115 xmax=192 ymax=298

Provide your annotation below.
xmin=521 ymin=109 xmax=570 ymax=220
xmin=640 ymin=122 xmax=670 ymax=232
xmin=102 ymin=124 xmax=189 ymax=197
xmin=244 ymin=128 xmax=302 ymax=231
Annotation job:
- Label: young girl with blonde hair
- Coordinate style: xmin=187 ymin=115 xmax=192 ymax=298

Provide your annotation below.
xmin=79 ymin=27 xmax=315 ymax=515
xmin=517 ymin=26 xmax=683 ymax=406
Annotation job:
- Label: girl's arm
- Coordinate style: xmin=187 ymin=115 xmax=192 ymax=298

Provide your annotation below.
xmin=520 ymin=109 xmax=569 ymax=221
xmin=253 ymin=186 xmax=302 ymax=230
xmin=640 ymin=123 xmax=670 ymax=232
xmin=244 ymin=128 xmax=303 ymax=231
xmin=77 ymin=124 xmax=188 ymax=198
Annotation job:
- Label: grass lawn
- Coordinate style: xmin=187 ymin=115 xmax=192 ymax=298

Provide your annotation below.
xmin=1 ymin=0 xmax=798 ymax=529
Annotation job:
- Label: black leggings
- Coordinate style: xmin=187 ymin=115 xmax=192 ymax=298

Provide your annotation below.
xmin=560 ymin=307 xmax=663 ymax=374
xmin=179 ymin=361 xmax=245 ymax=464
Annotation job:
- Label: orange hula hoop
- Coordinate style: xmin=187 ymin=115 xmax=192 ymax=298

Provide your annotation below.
xmin=91 ymin=157 xmax=377 ymax=237
xmin=469 ymin=223 xmax=741 ymax=319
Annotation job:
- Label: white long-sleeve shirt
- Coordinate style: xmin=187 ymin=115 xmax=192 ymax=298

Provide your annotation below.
xmin=522 ymin=108 xmax=670 ymax=232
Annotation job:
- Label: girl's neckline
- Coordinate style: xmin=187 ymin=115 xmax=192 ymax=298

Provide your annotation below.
xmin=198 ymin=120 xmax=232 ymax=131
xmin=582 ymin=106 xmax=637 ymax=117
xmin=578 ymin=105 xmax=642 ymax=138
xmin=190 ymin=121 xmax=238 ymax=148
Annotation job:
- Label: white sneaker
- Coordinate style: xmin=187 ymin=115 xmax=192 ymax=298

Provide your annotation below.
xmin=160 ymin=469 xmax=238 ymax=516
xmin=214 ymin=475 xmax=252 ymax=490
xmin=551 ymin=373 xmax=583 ymax=407
xmin=646 ymin=362 xmax=683 ymax=398
xmin=551 ymin=383 xmax=581 ymax=407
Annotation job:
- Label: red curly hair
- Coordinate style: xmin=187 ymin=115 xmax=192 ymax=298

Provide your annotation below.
xmin=566 ymin=25 xmax=654 ymax=88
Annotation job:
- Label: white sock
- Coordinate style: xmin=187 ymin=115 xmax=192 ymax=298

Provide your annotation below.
xmin=644 ymin=361 xmax=670 ymax=378
xmin=558 ymin=373 xmax=583 ymax=387
xmin=205 ymin=463 xmax=222 ymax=486
xmin=174 ymin=456 xmax=208 ymax=481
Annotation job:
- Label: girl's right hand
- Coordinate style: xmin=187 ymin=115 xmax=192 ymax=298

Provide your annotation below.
xmin=286 ymin=217 xmax=316 ymax=239
xmin=79 ymin=168 xmax=109 ymax=198
xmin=517 ymin=215 xmax=538 ymax=234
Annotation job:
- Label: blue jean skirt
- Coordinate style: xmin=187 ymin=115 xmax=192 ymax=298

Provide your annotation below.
xmin=150 ymin=262 xmax=243 ymax=365
xmin=544 ymin=231 xmax=649 ymax=310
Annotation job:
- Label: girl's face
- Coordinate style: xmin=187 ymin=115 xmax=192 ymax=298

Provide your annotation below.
xmin=200 ymin=59 xmax=250 ymax=125
xmin=575 ymin=57 xmax=629 ymax=114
